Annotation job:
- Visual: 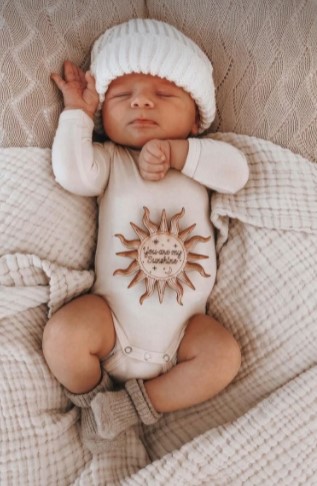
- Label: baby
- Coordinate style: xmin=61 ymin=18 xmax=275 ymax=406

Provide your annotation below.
xmin=43 ymin=19 xmax=249 ymax=451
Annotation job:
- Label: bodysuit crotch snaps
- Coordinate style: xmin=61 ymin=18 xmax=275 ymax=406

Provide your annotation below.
xmin=102 ymin=316 xmax=181 ymax=383
xmin=115 ymin=323 xmax=177 ymax=366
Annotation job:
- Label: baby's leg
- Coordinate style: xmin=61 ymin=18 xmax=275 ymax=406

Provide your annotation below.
xmin=144 ymin=314 xmax=241 ymax=413
xmin=89 ymin=314 xmax=240 ymax=440
xmin=43 ymin=294 xmax=116 ymax=394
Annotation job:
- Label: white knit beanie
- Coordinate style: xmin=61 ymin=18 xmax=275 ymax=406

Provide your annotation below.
xmin=90 ymin=19 xmax=216 ymax=133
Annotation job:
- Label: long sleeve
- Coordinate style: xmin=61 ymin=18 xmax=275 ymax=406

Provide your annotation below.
xmin=182 ymin=138 xmax=249 ymax=193
xmin=52 ymin=110 xmax=112 ymax=197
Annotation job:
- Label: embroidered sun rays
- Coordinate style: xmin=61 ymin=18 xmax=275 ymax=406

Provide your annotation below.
xmin=113 ymin=207 xmax=211 ymax=305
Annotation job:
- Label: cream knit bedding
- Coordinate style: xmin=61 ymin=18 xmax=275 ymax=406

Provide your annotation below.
xmin=1 ymin=0 xmax=317 ymax=164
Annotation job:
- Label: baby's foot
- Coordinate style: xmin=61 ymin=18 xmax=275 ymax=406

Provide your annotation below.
xmin=91 ymin=379 xmax=161 ymax=439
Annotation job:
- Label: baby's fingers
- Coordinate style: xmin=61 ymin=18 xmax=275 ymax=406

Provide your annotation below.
xmin=144 ymin=142 xmax=166 ymax=162
xmin=139 ymin=157 xmax=169 ymax=181
xmin=140 ymin=169 xmax=166 ymax=181
xmin=50 ymin=72 xmax=66 ymax=92
xmin=142 ymin=148 xmax=166 ymax=167
xmin=85 ymin=71 xmax=98 ymax=94
xmin=63 ymin=60 xmax=84 ymax=82
xmin=142 ymin=161 xmax=167 ymax=174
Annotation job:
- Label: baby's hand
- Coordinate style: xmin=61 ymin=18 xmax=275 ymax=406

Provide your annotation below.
xmin=138 ymin=140 xmax=171 ymax=181
xmin=51 ymin=60 xmax=99 ymax=119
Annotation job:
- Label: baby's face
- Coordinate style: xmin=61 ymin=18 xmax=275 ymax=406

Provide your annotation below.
xmin=102 ymin=73 xmax=199 ymax=149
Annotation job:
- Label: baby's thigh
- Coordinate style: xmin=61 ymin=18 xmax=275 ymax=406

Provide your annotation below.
xmin=177 ymin=313 xmax=240 ymax=365
xmin=43 ymin=294 xmax=116 ymax=392
xmin=43 ymin=294 xmax=116 ymax=367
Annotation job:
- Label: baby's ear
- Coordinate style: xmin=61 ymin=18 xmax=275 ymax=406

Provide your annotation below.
xmin=190 ymin=109 xmax=200 ymax=135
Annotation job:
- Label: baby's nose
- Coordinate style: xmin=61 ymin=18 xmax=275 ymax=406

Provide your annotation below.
xmin=130 ymin=94 xmax=154 ymax=108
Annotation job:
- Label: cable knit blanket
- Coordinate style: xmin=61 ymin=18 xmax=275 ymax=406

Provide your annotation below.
xmin=1 ymin=134 xmax=316 ymax=485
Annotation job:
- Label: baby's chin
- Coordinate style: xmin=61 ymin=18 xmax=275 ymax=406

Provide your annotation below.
xmin=116 ymin=136 xmax=161 ymax=150
xmin=116 ymin=141 xmax=145 ymax=151
xmin=107 ymin=126 xmax=169 ymax=149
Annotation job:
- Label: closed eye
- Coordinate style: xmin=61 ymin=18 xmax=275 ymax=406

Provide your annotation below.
xmin=156 ymin=92 xmax=175 ymax=98
xmin=111 ymin=92 xmax=131 ymax=99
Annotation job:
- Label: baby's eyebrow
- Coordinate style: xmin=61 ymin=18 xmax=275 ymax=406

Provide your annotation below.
xmin=109 ymin=81 xmax=128 ymax=90
xmin=156 ymin=79 xmax=179 ymax=90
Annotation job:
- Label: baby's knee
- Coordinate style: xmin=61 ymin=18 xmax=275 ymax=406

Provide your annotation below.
xmin=42 ymin=311 xmax=72 ymax=365
xmin=186 ymin=314 xmax=241 ymax=381
xmin=43 ymin=305 xmax=102 ymax=393
xmin=222 ymin=331 xmax=241 ymax=378
xmin=209 ymin=318 xmax=241 ymax=371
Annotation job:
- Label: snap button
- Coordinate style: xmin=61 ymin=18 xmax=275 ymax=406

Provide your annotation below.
xmin=124 ymin=346 xmax=132 ymax=354
xmin=163 ymin=353 xmax=170 ymax=362
xmin=144 ymin=352 xmax=152 ymax=361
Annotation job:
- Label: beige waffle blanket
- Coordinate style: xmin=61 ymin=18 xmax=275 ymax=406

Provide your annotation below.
xmin=1 ymin=133 xmax=316 ymax=485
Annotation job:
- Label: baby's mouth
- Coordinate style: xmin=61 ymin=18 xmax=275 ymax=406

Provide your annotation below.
xmin=129 ymin=118 xmax=158 ymax=127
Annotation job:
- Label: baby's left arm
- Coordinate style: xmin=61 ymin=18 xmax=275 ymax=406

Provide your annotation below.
xmin=138 ymin=138 xmax=249 ymax=193
xmin=181 ymin=138 xmax=249 ymax=193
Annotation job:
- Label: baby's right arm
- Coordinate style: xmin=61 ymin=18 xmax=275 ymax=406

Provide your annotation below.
xmin=52 ymin=110 xmax=111 ymax=196
xmin=51 ymin=61 xmax=110 ymax=196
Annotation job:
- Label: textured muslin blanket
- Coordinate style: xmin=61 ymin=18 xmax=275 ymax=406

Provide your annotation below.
xmin=1 ymin=134 xmax=316 ymax=485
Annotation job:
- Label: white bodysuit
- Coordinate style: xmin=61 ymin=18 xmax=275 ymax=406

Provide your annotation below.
xmin=52 ymin=110 xmax=249 ymax=382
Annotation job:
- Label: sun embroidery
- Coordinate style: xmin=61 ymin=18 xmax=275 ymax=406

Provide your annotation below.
xmin=113 ymin=207 xmax=211 ymax=305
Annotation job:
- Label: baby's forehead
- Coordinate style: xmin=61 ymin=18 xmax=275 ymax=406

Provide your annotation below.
xmin=108 ymin=73 xmax=179 ymax=89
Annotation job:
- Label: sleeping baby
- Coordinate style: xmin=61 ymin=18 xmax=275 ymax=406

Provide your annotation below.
xmin=43 ymin=19 xmax=249 ymax=452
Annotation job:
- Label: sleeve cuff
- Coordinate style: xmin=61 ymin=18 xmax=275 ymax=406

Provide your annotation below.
xmin=181 ymin=138 xmax=202 ymax=178
xmin=59 ymin=109 xmax=95 ymax=129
